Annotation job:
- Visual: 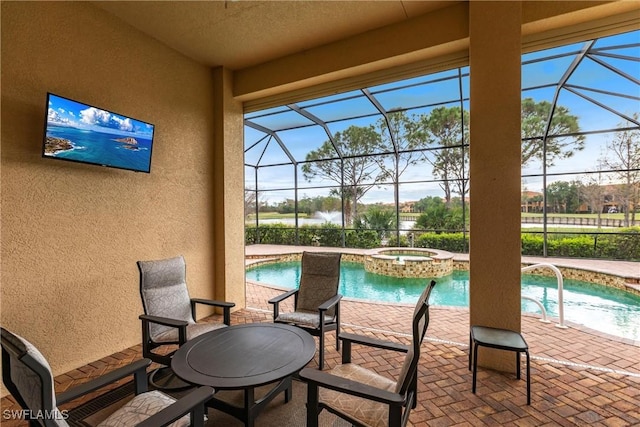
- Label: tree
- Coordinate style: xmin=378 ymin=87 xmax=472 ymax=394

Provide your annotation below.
xmin=244 ymin=187 xmax=262 ymax=218
xmin=578 ymin=164 xmax=607 ymax=228
xmin=245 ymin=188 xmax=256 ymax=217
xmin=521 ymin=98 xmax=585 ymax=167
xmin=413 ymin=197 xmax=466 ymax=232
xmin=373 ymin=111 xmax=429 ymax=211
xmin=301 ymin=125 xmax=383 ymax=224
xmin=546 ymin=181 xmax=580 ymax=213
xmin=353 ymin=205 xmax=396 ymax=239
xmin=419 ymin=106 xmax=469 ymax=205
xmin=602 ymin=115 xmax=640 ymax=226
xmin=414 ymin=196 xmax=444 ymax=213
xmin=275 ymin=199 xmax=295 ymax=214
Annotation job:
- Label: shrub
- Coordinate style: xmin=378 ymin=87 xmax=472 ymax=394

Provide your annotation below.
xmin=316 ymin=224 xmax=343 ymax=247
xmin=258 ymin=224 xmax=296 ymax=244
xmin=297 ymin=225 xmax=322 ymax=246
xmin=246 ymin=224 xmax=639 ymax=261
xmin=595 ymin=227 xmax=640 ymax=260
xmin=245 ymin=226 xmax=258 ymax=245
xmin=387 ymin=235 xmax=409 ymax=247
xmin=415 ymin=232 xmax=467 ymax=252
xmin=548 ymin=236 xmax=594 ymax=258
xmin=345 ymin=229 xmax=380 ymax=248
xmin=612 ymin=227 xmax=640 ymax=260
xmin=521 ymin=234 xmax=543 ymax=256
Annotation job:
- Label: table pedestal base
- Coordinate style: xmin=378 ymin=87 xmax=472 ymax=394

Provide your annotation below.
xmin=209 ymin=377 xmax=293 ymax=427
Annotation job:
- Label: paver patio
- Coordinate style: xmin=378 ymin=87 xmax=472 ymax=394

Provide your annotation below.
xmin=2 ymin=247 xmax=638 ymax=426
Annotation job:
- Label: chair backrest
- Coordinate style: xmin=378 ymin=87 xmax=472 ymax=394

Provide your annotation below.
xmin=394 ymin=280 xmax=436 ymax=395
xmin=1 ymin=327 xmax=69 ymax=427
xmin=138 ymin=256 xmax=195 ymax=340
xmin=296 ymin=252 xmax=342 ymax=316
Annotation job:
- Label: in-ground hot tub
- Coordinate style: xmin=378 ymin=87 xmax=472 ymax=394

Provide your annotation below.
xmin=364 ymin=248 xmax=454 ymax=278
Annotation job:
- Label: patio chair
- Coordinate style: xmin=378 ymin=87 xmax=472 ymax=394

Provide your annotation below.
xmin=1 ymin=327 xmax=214 ymax=427
xmin=268 ymin=251 xmax=342 ymax=370
xmin=138 ymin=255 xmax=235 ymax=389
xmin=300 ymin=280 xmax=436 ymax=427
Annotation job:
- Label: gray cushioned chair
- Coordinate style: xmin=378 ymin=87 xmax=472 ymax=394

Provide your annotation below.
xmin=268 ymin=251 xmax=342 ymax=370
xmin=138 ymin=255 xmax=235 ymax=389
xmin=1 ymin=327 xmax=214 ymax=427
xmin=300 ymin=280 xmax=436 ymax=427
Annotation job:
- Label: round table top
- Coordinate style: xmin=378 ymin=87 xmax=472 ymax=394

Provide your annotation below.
xmin=171 ymin=323 xmax=316 ymax=389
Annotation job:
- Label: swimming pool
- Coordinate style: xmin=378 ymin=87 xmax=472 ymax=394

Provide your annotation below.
xmin=246 ymin=260 xmax=640 ymax=341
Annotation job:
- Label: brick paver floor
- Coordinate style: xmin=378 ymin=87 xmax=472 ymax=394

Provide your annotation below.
xmin=4 ymin=241 xmax=640 ymax=427
xmin=3 ymin=278 xmax=638 ymax=426
xmin=249 ymin=280 xmax=640 ymax=426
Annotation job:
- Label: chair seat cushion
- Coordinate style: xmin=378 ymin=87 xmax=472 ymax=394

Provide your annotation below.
xmin=97 ymin=390 xmax=190 ymax=427
xmin=275 ymin=310 xmax=335 ymax=328
xmin=153 ymin=322 xmax=226 ymax=343
xmin=319 ymin=364 xmax=396 ymax=427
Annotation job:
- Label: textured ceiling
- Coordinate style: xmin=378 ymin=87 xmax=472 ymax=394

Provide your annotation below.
xmin=92 ymin=1 xmax=457 ymax=70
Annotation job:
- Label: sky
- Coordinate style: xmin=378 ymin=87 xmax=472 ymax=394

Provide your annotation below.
xmin=246 ymin=30 xmax=639 ymax=206
xmin=46 ymin=94 xmax=155 ymax=139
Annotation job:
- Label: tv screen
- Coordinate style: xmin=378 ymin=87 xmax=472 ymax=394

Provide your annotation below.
xmin=43 ymin=93 xmax=154 ymax=173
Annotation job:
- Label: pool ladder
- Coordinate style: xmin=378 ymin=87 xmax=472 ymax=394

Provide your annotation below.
xmin=521 ymin=263 xmax=568 ymax=329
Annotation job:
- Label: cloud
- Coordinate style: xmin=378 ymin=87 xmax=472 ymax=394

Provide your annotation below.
xmin=80 ymin=107 xmax=111 ymax=126
xmin=112 ymin=116 xmax=134 ymax=132
xmin=58 ymin=108 xmax=65 ymax=114
xmin=79 ymin=107 xmax=133 ymax=132
xmin=47 ymin=108 xmax=70 ymax=125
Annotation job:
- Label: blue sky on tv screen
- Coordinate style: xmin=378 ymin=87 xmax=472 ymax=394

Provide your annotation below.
xmin=47 ymin=94 xmax=154 ymax=138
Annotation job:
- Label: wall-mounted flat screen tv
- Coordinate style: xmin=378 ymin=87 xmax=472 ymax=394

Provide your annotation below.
xmin=43 ymin=93 xmax=154 ymax=173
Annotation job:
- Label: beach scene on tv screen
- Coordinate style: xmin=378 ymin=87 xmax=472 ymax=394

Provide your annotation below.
xmin=44 ymin=94 xmax=154 ymax=172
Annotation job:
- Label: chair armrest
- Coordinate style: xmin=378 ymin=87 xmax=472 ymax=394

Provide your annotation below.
xmin=191 ymin=299 xmax=235 ymax=326
xmin=190 ymin=298 xmax=235 ymax=308
xmin=139 ymin=314 xmax=190 ymax=329
xmin=136 ymin=386 xmax=215 ymax=427
xmin=340 ymin=332 xmax=409 ymax=353
xmin=269 ymin=289 xmax=299 ymax=320
xmin=57 ymin=359 xmax=151 ymax=405
xmin=318 ymin=294 xmax=342 ymax=312
xmin=268 ymin=289 xmax=298 ymax=304
xmin=300 ymin=368 xmax=405 ymax=406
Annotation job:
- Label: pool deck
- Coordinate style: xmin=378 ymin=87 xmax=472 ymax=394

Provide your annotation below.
xmin=245 ymin=244 xmax=640 ymax=425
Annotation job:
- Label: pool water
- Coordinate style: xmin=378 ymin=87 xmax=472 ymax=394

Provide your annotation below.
xmin=246 ymin=261 xmax=640 ymax=341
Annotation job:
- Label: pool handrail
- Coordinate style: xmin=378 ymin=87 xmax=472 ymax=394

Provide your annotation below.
xmin=521 ymin=296 xmax=551 ymax=324
xmin=521 ymin=263 xmax=568 ymax=329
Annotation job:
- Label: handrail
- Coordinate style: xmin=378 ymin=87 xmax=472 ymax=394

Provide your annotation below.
xmin=521 ymin=263 xmax=568 ymax=329
xmin=521 ymin=296 xmax=551 ymax=323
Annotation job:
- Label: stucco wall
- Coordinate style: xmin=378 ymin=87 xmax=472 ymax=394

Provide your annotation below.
xmin=1 ymin=2 xmax=218 ymax=376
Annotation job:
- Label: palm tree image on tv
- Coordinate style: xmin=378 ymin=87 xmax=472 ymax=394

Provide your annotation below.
xmin=43 ymin=93 xmax=155 ymax=173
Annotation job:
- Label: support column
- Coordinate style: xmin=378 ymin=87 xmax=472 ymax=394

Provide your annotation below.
xmin=212 ymin=66 xmax=246 ymax=308
xmin=469 ymin=1 xmax=522 ymax=371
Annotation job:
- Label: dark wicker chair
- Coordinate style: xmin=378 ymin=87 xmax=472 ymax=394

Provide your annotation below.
xmin=138 ymin=255 xmax=235 ymax=389
xmin=268 ymin=251 xmax=342 ymax=370
xmin=300 ymin=280 xmax=436 ymax=427
xmin=1 ymin=327 xmax=214 ymax=427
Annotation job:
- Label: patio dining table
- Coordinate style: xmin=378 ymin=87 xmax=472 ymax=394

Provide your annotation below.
xmin=171 ymin=322 xmax=316 ymax=427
